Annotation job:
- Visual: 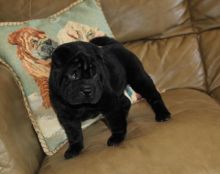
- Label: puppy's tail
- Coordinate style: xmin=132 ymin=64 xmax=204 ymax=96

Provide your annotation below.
xmin=90 ymin=36 xmax=120 ymax=46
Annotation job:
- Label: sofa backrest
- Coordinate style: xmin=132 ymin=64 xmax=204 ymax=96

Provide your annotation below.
xmin=1 ymin=0 xmax=220 ymax=93
xmin=101 ymin=0 xmax=193 ymax=42
xmin=101 ymin=0 xmax=220 ymax=93
xmin=0 ymin=0 xmax=79 ymax=22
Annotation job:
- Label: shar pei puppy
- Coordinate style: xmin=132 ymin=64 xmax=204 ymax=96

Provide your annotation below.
xmin=49 ymin=36 xmax=171 ymax=159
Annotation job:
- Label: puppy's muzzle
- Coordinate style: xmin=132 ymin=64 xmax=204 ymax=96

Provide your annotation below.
xmin=81 ymin=86 xmax=93 ymax=97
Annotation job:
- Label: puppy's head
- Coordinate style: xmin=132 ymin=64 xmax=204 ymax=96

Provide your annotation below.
xmin=51 ymin=41 xmax=104 ymax=105
xmin=8 ymin=27 xmax=58 ymax=60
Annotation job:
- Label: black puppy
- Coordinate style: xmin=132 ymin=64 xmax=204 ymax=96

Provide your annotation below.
xmin=49 ymin=36 xmax=170 ymax=159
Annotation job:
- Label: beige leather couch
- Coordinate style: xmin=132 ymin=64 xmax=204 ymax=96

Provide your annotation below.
xmin=1 ymin=0 xmax=220 ymax=173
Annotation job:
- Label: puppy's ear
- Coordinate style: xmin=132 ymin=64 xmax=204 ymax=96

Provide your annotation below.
xmin=52 ymin=46 xmax=71 ymax=68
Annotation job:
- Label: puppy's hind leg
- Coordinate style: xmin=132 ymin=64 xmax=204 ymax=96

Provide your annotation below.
xmin=125 ymin=54 xmax=171 ymax=121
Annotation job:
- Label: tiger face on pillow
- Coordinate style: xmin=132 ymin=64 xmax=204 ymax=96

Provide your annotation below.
xmin=8 ymin=27 xmax=58 ymax=108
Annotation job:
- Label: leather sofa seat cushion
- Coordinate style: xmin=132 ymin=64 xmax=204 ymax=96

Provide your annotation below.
xmin=124 ymin=35 xmax=206 ymax=92
xmin=39 ymin=89 xmax=220 ymax=174
xmin=101 ymin=0 xmax=193 ymax=42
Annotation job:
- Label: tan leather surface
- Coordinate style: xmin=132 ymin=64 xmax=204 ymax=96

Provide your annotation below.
xmin=124 ymin=35 xmax=206 ymax=92
xmin=39 ymin=89 xmax=220 ymax=174
xmin=101 ymin=0 xmax=193 ymax=42
xmin=0 ymin=0 xmax=29 ymax=22
xmin=210 ymin=87 xmax=220 ymax=103
xmin=30 ymin=0 xmax=77 ymax=19
xmin=0 ymin=0 xmax=77 ymax=22
xmin=190 ymin=0 xmax=220 ymax=32
xmin=0 ymin=65 xmax=44 ymax=174
xmin=199 ymin=29 xmax=220 ymax=92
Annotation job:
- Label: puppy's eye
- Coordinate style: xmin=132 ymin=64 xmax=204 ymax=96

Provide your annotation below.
xmin=74 ymin=58 xmax=79 ymax=62
xmin=68 ymin=73 xmax=77 ymax=80
xmin=67 ymin=71 xmax=81 ymax=80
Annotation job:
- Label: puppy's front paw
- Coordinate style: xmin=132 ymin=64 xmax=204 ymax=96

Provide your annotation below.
xmin=155 ymin=112 xmax=171 ymax=122
xmin=107 ymin=134 xmax=125 ymax=146
xmin=64 ymin=144 xmax=83 ymax=159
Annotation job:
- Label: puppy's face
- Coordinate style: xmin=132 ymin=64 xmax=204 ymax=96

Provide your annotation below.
xmin=51 ymin=42 xmax=103 ymax=105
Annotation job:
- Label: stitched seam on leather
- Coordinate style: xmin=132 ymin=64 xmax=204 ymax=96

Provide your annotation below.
xmin=195 ymin=33 xmax=209 ymax=92
xmin=186 ymin=0 xmax=197 ymax=33
xmin=186 ymin=0 xmax=209 ymax=92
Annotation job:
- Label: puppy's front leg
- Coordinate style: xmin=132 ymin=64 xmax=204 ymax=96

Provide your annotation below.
xmin=59 ymin=118 xmax=83 ymax=159
xmin=104 ymin=95 xmax=131 ymax=146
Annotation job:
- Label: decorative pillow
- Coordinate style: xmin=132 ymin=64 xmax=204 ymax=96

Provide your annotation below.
xmin=0 ymin=0 xmax=115 ymax=156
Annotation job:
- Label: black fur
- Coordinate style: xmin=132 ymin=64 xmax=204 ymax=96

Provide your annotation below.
xmin=49 ymin=36 xmax=171 ymax=159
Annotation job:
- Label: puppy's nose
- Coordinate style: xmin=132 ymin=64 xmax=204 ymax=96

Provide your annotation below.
xmin=81 ymin=87 xmax=92 ymax=96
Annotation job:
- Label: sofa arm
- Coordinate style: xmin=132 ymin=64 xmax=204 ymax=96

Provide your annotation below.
xmin=0 ymin=64 xmax=44 ymax=174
